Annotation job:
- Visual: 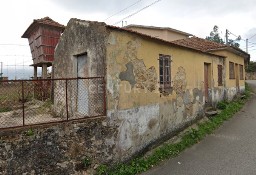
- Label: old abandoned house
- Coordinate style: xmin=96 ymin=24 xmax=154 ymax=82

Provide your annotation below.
xmin=173 ymin=37 xmax=250 ymax=100
xmin=52 ymin=18 xmax=250 ymax=164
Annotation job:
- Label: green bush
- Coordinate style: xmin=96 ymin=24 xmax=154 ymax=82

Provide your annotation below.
xmin=0 ymin=107 xmax=12 ymax=113
xmin=217 ymin=101 xmax=228 ymax=110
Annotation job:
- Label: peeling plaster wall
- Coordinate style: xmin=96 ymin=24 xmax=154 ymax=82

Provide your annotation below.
xmin=1 ymin=20 xmax=246 ymax=174
xmin=105 ymin=29 xmax=225 ymax=161
xmin=53 ymin=19 xmax=109 ymax=117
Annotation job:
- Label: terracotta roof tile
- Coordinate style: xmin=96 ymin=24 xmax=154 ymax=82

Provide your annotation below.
xmin=22 ymin=17 xmax=65 ymax=38
xmin=172 ymin=37 xmax=227 ymax=52
xmin=34 ymin=17 xmax=65 ymax=29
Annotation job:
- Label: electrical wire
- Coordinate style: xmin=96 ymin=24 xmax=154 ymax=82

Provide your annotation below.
xmin=113 ymin=0 xmax=162 ymax=25
xmin=0 ymin=55 xmax=31 ymax=57
xmin=249 ymin=33 xmax=256 ymax=40
xmin=104 ymin=0 xmax=143 ymax=21
xmin=228 ymin=31 xmax=239 ymax=38
xmin=248 ymin=41 xmax=256 ymax=45
xmin=4 ymin=65 xmax=31 ymax=67
xmin=0 ymin=44 xmax=28 ymax=46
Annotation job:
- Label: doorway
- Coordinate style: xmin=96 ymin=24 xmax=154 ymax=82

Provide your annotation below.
xmin=77 ymin=54 xmax=89 ymax=115
xmin=235 ymin=63 xmax=240 ymax=91
xmin=204 ymin=63 xmax=211 ymax=102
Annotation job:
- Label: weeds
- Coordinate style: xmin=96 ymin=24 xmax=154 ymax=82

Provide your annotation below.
xmin=96 ymin=83 xmax=252 ymax=175
xmin=26 ymin=128 xmax=34 ymax=136
xmin=0 ymin=107 xmax=12 ymax=113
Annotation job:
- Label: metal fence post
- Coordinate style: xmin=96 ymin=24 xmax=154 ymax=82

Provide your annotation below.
xmin=65 ymin=79 xmax=68 ymax=121
xmin=22 ymin=81 xmax=25 ymax=126
xmin=103 ymin=77 xmax=107 ymax=116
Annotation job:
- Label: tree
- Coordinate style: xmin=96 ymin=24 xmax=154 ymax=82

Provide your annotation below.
xmin=246 ymin=61 xmax=256 ymax=72
xmin=206 ymin=25 xmax=240 ymax=48
xmin=206 ymin=25 xmax=225 ymax=44
xmin=228 ymin=36 xmax=241 ymax=48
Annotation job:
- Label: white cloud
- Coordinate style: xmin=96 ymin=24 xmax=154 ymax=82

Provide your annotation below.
xmin=0 ymin=0 xmax=255 ymax=72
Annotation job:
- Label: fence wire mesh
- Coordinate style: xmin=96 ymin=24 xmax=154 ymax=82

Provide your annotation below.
xmin=0 ymin=77 xmax=105 ymax=129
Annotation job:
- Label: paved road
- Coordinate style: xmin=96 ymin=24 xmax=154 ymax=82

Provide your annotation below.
xmin=143 ymin=80 xmax=256 ymax=175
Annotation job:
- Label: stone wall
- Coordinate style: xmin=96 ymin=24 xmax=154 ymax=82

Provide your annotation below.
xmin=246 ymin=72 xmax=256 ymax=80
xmin=0 ymin=118 xmax=118 ymax=175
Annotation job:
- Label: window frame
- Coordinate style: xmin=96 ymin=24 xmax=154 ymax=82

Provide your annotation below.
xmin=229 ymin=61 xmax=235 ymax=79
xmin=239 ymin=64 xmax=244 ymax=80
xmin=159 ymin=54 xmax=171 ymax=92
xmin=217 ymin=65 xmax=223 ymax=86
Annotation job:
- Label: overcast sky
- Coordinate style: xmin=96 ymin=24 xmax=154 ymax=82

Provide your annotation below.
xmin=1 ymin=0 xmax=256 ymax=72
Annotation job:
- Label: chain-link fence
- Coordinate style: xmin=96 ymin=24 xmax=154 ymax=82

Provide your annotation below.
xmin=0 ymin=77 xmax=106 ymax=129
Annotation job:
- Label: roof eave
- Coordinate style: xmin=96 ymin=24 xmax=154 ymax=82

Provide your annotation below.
xmin=107 ymin=25 xmax=225 ymax=58
xmin=207 ymin=46 xmax=250 ymax=59
xmin=21 ymin=21 xmax=65 ymax=38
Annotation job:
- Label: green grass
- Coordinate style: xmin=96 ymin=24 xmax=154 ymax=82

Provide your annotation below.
xmin=96 ymin=83 xmax=252 ymax=175
xmin=0 ymin=107 xmax=12 ymax=113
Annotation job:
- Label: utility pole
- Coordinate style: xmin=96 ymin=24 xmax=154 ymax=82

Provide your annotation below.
xmin=246 ymin=38 xmax=248 ymax=53
xmin=225 ymin=29 xmax=229 ymax=45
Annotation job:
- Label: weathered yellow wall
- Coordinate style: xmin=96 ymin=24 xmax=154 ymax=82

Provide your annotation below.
xmin=107 ymin=30 xmax=224 ymax=111
xmin=125 ymin=27 xmax=188 ymax=42
xmin=106 ymin=29 xmax=227 ymax=161
xmin=211 ymin=50 xmax=245 ymax=88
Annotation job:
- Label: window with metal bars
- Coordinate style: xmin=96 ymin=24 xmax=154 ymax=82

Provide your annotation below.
xmin=240 ymin=64 xmax=244 ymax=80
xmin=218 ymin=65 xmax=223 ymax=86
xmin=159 ymin=54 xmax=171 ymax=91
xmin=229 ymin=62 xmax=235 ymax=79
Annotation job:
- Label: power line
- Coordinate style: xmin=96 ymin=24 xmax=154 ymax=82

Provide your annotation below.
xmin=104 ymin=0 xmax=143 ymax=21
xmin=4 ymin=65 xmax=31 ymax=67
xmin=248 ymin=41 xmax=256 ymax=45
xmin=228 ymin=30 xmax=239 ymax=39
xmin=113 ymin=0 xmax=162 ymax=25
xmin=249 ymin=33 xmax=256 ymax=40
xmin=0 ymin=54 xmax=31 ymax=57
xmin=0 ymin=44 xmax=28 ymax=46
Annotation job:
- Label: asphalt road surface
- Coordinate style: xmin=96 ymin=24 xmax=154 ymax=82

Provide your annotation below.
xmin=143 ymin=80 xmax=256 ymax=175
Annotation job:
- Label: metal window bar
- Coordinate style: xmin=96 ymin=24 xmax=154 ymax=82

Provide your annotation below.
xmin=218 ymin=65 xmax=223 ymax=86
xmin=229 ymin=62 xmax=235 ymax=79
xmin=240 ymin=65 xmax=244 ymax=80
xmin=159 ymin=54 xmax=171 ymax=91
xmin=0 ymin=77 xmax=106 ymax=130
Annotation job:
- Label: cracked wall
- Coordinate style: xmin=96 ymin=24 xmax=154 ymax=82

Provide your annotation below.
xmin=1 ymin=20 xmax=245 ymax=174
xmin=106 ymin=30 xmax=225 ymax=161
xmin=53 ymin=19 xmax=108 ymax=117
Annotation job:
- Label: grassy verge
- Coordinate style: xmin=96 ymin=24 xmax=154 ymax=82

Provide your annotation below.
xmin=96 ymin=83 xmax=252 ymax=175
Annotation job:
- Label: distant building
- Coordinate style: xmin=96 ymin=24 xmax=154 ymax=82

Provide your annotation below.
xmin=124 ymin=24 xmax=192 ymax=41
xmin=0 ymin=77 xmax=8 ymax=81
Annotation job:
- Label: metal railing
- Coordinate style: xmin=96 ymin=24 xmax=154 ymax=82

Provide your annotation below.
xmin=0 ymin=77 xmax=106 ymax=129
